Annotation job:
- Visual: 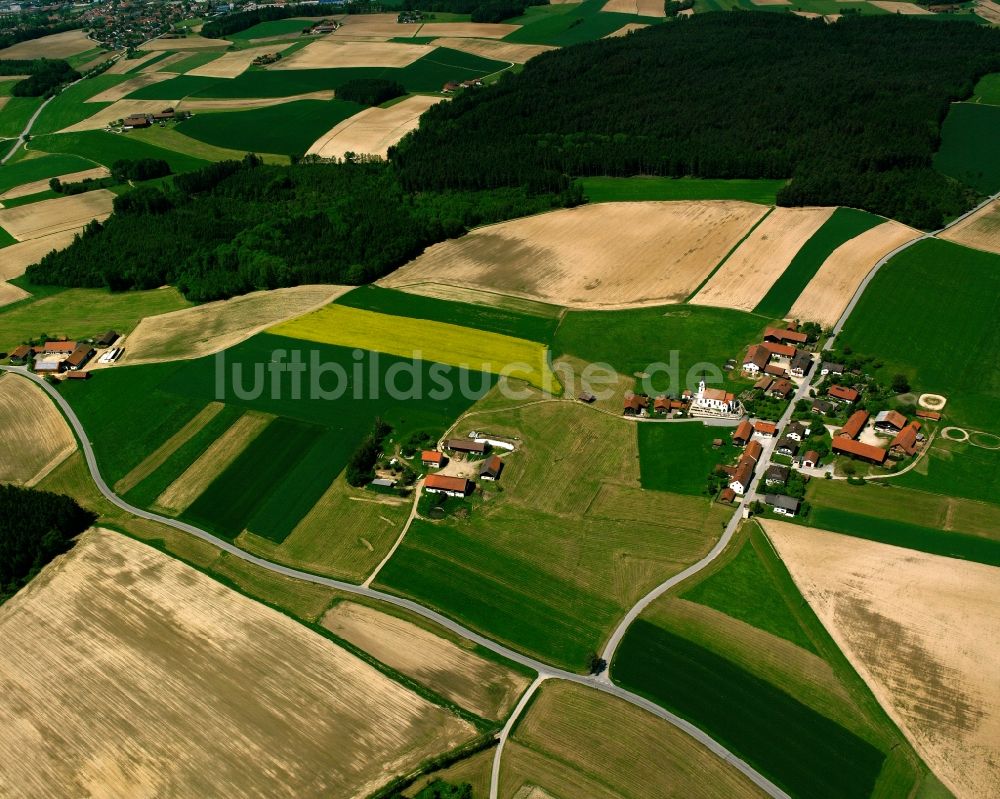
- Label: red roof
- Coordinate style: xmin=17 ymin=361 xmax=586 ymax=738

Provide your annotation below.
xmin=764 ymin=327 xmax=808 ymax=344
xmin=838 ymin=410 xmax=869 ymax=440
xmin=744 ymin=439 xmax=763 ymax=463
xmin=916 ymin=410 xmax=941 ymax=421
xmin=654 ymin=396 xmax=670 ymax=411
xmin=762 ymin=341 xmax=795 ymax=358
xmin=421 ymin=450 xmax=443 ymax=464
xmin=624 ymin=393 xmax=650 ymax=412
xmin=744 ymin=345 xmax=770 ymax=369
xmin=832 ymin=438 xmax=887 ymax=464
xmin=719 ymin=488 xmax=736 ymax=503
xmin=733 ymin=420 xmax=753 ymax=441
xmin=43 ymin=340 xmax=77 ymax=353
xmin=803 ymin=449 xmax=820 ymax=464
xmin=425 ymin=474 xmax=472 ymax=493
xmin=828 ymin=385 xmax=859 ymax=402
xmin=764 ymin=363 xmax=788 ymax=377
xmin=890 ymin=422 xmax=921 ymax=456
xmin=754 ymin=376 xmax=774 ymax=391
xmin=754 ymin=421 xmax=777 ymax=435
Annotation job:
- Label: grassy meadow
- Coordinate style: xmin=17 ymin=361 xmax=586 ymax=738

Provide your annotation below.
xmin=29 ymin=74 xmax=132 ymax=136
xmin=754 ymin=207 xmax=884 ymax=318
xmin=0 ymin=96 xmax=43 ymax=139
xmin=553 ymin=304 xmax=768 ymax=394
xmin=177 ymin=99 xmax=364 ymax=156
xmin=894 ymin=436 xmax=1000 ymax=506
xmin=971 ymin=72 xmax=1000 ymax=105
xmin=637 ymin=421 xmax=735 ymax=495
xmin=838 ymin=238 xmax=1000 ymax=433
xmin=375 ymin=401 xmax=729 ymax=670
xmin=0 ymin=153 xmax=99 ymax=194
xmin=271 ymin=304 xmax=558 ymax=391
xmin=505 ymin=0 xmax=660 ymax=46
xmin=28 ymin=131 xmax=211 ymax=172
xmin=580 ymin=176 xmax=785 ymax=205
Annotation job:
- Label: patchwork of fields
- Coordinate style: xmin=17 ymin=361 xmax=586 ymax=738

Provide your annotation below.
xmin=0 ymin=373 xmax=75 ymax=485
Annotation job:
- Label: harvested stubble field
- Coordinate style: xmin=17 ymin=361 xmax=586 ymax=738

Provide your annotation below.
xmin=123 ymin=285 xmax=351 ymax=364
xmin=940 ymin=198 xmax=1000 ymax=256
xmin=322 ymin=601 xmax=532 ymax=719
xmin=154 ymin=411 xmax=273 ymax=514
xmin=273 ymin=39 xmax=432 ymax=69
xmin=59 ymin=99 xmax=181 ymax=133
xmin=762 ymin=520 xmax=1000 ymax=799
xmin=306 ymin=94 xmax=444 ymax=159
xmin=270 ymin=303 xmax=557 ymax=390
xmin=787 ymin=220 xmax=921 ymax=326
xmin=376 ymin=401 xmax=730 ymax=669
xmin=0 ymin=167 xmax=108 ymax=201
xmin=0 ymin=373 xmax=75 ymax=485
xmin=330 ymin=13 xmax=426 ymax=39
xmin=0 ymin=30 xmax=94 ymax=59
xmin=236 ymin=472 xmax=411 ymax=582
xmin=500 ymin=681 xmax=768 ymax=799
xmin=188 ymin=43 xmax=296 ymax=78
xmin=691 ymin=207 xmax=835 ymax=311
xmin=0 ymin=189 xmax=114 ymax=241
xmin=104 ymin=51 xmax=162 ymax=74
xmin=428 ymin=37 xmax=554 ymax=63
xmin=0 ymin=282 xmax=29 ymax=307
xmin=0 ymin=229 xmax=79 ymax=281
xmin=83 ymin=72 xmax=174 ymax=102
xmin=140 ymin=51 xmax=189 ymax=73
xmin=381 ymin=201 xmax=767 ymax=309
xmin=600 ymin=0 xmax=667 ymax=15
xmin=0 ymin=529 xmax=476 ymax=798
xmin=869 ymin=1 xmax=934 ymax=11
xmin=604 ymin=22 xmax=649 ymax=36
xmin=140 ymin=35 xmax=232 ymax=51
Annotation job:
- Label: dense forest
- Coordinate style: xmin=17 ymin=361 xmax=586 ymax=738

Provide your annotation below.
xmin=393 ymin=13 xmax=1000 ymax=228
xmin=337 ymin=78 xmax=406 ymax=106
xmin=27 ymin=156 xmax=579 ymax=301
xmin=0 ymin=485 xmax=95 ymax=604
xmin=401 ymin=0 xmax=548 ymax=22
xmin=0 ymin=58 xmax=80 ymax=97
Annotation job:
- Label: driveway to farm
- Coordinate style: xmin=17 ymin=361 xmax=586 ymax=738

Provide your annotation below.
xmin=1 ymin=365 xmax=791 ymax=799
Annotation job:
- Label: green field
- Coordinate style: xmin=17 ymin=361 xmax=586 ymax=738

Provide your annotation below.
xmin=895 ymin=436 xmax=1000 ymax=506
xmin=177 ymin=99 xmax=364 ymax=156
xmin=123 ymin=404 xmax=244 ymax=509
xmin=580 ymin=176 xmax=786 ymax=205
xmin=127 ymin=126 xmax=290 ymax=165
xmin=29 ymin=131 xmax=211 ymax=173
xmin=230 ymin=18 xmax=312 ymax=40
xmin=126 ymin=49 xmax=508 ymax=100
xmin=805 ymin=505 xmax=1000 ymax=567
xmin=837 ymin=238 xmax=1000 ymax=433
xmin=553 ymin=304 xmax=769 ymax=394
xmin=505 ymin=0 xmax=660 ymax=46
xmin=375 ymin=400 xmax=729 ymax=670
xmin=164 ymin=50 xmax=225 ymax=74
xmin=754 ymin=207 xmax=884 ymax=318
xmin=0 ymin=153 xmax=100 ymax=194
xmin=637 ymin=422 xmax=734 ymax=496
xmin=971 ymin=72 xmax=1000 ymax=105
xmin=183 ymin=416 xmax=323 ymax=539
xmin=63 ymin=331 xmax=490 ymax=500
xmin=336 ymin=286 xmax=561 ymax=343
xmin=0 ymin=225 xmax=16 ymax=247
xmin=30 ymin=75 xmax=132 ymax=136
xmin=934 ymin=102 xmax=1000 ymax=194
xmin=681 ymin=533 xmax=819 ymax=652
xmin=613 ymin=622 xmax=885 ymax=799
xmin=0 ymin=96 xmax=43 ymax=139
xmin=0 ymin=286 xmax=190 ymax=357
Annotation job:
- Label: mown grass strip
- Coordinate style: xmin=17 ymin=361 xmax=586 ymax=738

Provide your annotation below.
xmin=754 ymin=207 xmax=883 ymax=319
xmin=612 ymin=620 xmax=885 ymax=799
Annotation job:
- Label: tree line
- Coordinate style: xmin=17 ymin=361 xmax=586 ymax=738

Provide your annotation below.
xmin=0 ymin=485 xmax=96 ymax=604
xmin=0 ymin=58 xmax=79 ymax=97
xmin=0 ymin=20 xmax=83 ymax=51
xmin=26 ymin=155 xmax=580 ymax=301
xmin=400 ymin=0 xmax=548 ymax=23
xmin=50 ymin=157 xmax=171 ymax=195
xmin=392 ymin=13 xmax=1000 ymax=228
xmin=337 ymin=78 xmax=406 ymax=106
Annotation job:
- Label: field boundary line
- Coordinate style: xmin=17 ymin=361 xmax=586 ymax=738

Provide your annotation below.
xmin=684 ymin=205 xmax=774 ymax=302
xmin=1 ymin=365 xmax=790 ymax=799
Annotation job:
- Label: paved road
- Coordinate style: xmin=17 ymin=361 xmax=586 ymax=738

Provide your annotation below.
xmin=1 ymin=95 xmax=56 ymax=165
xmin=1 ymin=365 xmax=790 ymax=799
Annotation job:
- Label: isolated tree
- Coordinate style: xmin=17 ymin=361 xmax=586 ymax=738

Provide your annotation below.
xmin=891 ymin=373 xmax=911 ymax=394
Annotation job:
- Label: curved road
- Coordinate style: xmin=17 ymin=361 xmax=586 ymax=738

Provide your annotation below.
xmin=0 ymin=365 xmax=790 ymax=799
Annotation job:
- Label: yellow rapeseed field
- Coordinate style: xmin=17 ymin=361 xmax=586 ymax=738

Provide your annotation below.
xmin=269 ymin=304 xmax=559 ymax=391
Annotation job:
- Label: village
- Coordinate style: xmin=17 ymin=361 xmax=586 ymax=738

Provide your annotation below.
xmin=617 ymin=321 xmax=942 ymax=519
